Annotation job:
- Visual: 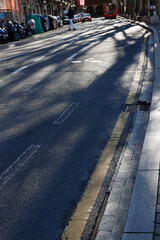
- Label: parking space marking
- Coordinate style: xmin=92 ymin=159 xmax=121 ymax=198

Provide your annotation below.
xmin=24 ymin=80 xmax=42 ymax=91
xmin=53 ymin=64 xmax=64 ymax=72
xmin=0 ymin=145 xmax=41 ymax=188
xmin=53 ymin=103 xmax=79 ymax=124
xmin=71 ymin=61 xmax=82 ymax=64
xmin=67 ymin=53 xmax=78 ymax=60
xmin=50 ymin=49 xmax=60 ymax=54
xmin=11 ymin=66 xmax=28 ymax=74
xmin=34 ymin=56 xmax=46 ymax=62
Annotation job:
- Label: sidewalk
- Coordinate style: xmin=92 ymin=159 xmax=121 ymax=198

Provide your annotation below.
xmin=95 ymin=21 xmax=160 ymax=240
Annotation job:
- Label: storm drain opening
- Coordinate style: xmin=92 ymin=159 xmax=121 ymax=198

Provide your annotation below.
xmin=125 ymin=103 xmax=151 ymax=112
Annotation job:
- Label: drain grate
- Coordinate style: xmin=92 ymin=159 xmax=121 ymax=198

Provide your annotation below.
xmin=125 ymin=103 xmax=150 ymax=112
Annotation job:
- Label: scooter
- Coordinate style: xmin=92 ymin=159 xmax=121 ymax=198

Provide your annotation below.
xmin=21 ymin=22 xmax=33 ymax=37
xmin=0 ymin=27 xmax=9 ymax=43
xmin=13 ymin=21 xmax=26 ymax=39
xmin=5 ymin=21 xmax=20 ymax=41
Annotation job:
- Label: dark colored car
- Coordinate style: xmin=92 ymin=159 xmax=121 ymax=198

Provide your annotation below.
xmin=81 ymin=13 xmax=92 ymax=23
xmin=63 ymin=16 xmax=70 ymax=25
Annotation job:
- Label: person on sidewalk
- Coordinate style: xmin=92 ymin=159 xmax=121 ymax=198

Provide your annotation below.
xmin=67 ymin=6 xmax=76 ymax=31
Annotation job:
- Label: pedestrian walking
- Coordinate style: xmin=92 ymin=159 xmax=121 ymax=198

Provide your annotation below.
xmin=67 ymin=6 xmax=76 ymax=31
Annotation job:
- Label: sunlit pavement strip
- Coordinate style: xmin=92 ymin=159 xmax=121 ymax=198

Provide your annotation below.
xmin=62 ymin=112 xmax=129 ymax=240
xmin=0 ymin=145 xmax=40 ymax=188
xmin=53 ymin=103 xmax=79 ymax=124
xmin=6 ymin=36 xmax=99 ymax=75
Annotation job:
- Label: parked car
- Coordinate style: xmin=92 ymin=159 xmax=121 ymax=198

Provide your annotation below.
xmin=78 ymin=14 xmax=82 ymax=21
xmin=56 ymin=16 xmax=63 ymax=27
xmin=48 ymin=15 xmax=58 ymax=30
xmin=75 ymin=15 xmax=81 ymax=22
xmin=81 ymin=13 xmax=92 ymax=23
xmin=73 ymin=16 xmax=78 ymax=23
xmin=63 ymin=16 xmax=70 ymax=25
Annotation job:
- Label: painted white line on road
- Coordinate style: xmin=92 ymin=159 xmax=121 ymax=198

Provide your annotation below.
xmin=53 ymin=64 xmax=63 ymax=72
xmin=67 ymin=53 xmax=78 ymax=60
xmin=85 ymin=59 xmax=102 ymax=63
xmin=0 ymin=41 xmax=69 ymax=62
xmin=0 ymin=145 xmax=41 ymax=187
xmin=24 ymin=80 xmax=42 ymax=91
xmin=61 ymin=44 xmax=69 ymax=49
xmin=0 ymin=104 xmax=6 ymax=108
xmin=11 ymin=66 xmax=28 ymax=74
xmin=50 ymin=49 xmax=59 ymax=54
xmin=53 ymin=103 xmax=79 ymax=124
xmin=34 ymin=56 xmax=46 ymax=62
xmin=71 ymin=61 xmax=82 ymax=64
xmin=0 ymin=53 xmax=26 ymax=61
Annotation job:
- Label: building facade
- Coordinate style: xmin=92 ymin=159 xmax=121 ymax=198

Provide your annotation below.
xmin=85 ymin=0 xmax=116 ymax=16
xmin=0 ymin=0 xmax=21 ymax=22
xmin=0 ymin=0 xmax=84 ymax=23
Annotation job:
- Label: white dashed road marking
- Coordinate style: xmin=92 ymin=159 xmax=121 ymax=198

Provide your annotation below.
xmin=67 ymin=53 xmax=78 ymax=60
xmin=53 ymin=103 xmax=79 ymax=124
xmin=11 ymin=66 xmax=28 ymax=74
xmin=34 ymin=56 xmax=46 ymax=62
xmin=0 ymin=145 xmax=41 ymax=188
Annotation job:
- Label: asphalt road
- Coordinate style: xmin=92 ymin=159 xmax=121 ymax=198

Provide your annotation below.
xmin=0 ymin=18 xmax=147 ymax=240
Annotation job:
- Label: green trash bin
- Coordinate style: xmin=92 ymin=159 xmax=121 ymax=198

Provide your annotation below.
xmin=25 ymin=14 xmax=44 ymax=34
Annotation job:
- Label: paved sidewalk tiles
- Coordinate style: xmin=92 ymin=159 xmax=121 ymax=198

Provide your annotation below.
xmin=95 ymin=112 xmax=147 ymax=240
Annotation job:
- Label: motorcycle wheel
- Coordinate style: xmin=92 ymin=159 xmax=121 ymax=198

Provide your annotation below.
xmin=20 ymin=31 xmax=26 ymax=39
xmin=27 ymin=31 xmax=32 ymax=37
xmin=13 ymin=33 xmax=20 ymax=41
xmin=2 ymin=36 xmax=8 ymax=44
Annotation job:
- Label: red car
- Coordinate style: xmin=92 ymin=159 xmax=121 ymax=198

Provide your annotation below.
xmin=81 ymin=13 xmax=92 ymax=23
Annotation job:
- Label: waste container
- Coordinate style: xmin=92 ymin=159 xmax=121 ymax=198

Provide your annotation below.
xmin=48 ymin=15 xmax=57 ymax=30
xmin=25 ymin=14 xmax=43 ymax=34
xmin=40 ymin=15 xmax=49 ymax=32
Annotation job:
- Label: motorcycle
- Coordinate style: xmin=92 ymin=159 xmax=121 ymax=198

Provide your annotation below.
xmin=13 ymin=21 xmax=26 ymax=39
xmin=20 ymin=22 xmax=33 ymax=37
xmin=5 ymin=21 xmax=20 ymax=41
xmin=0 ymin=27 xmax=9 ymax=43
